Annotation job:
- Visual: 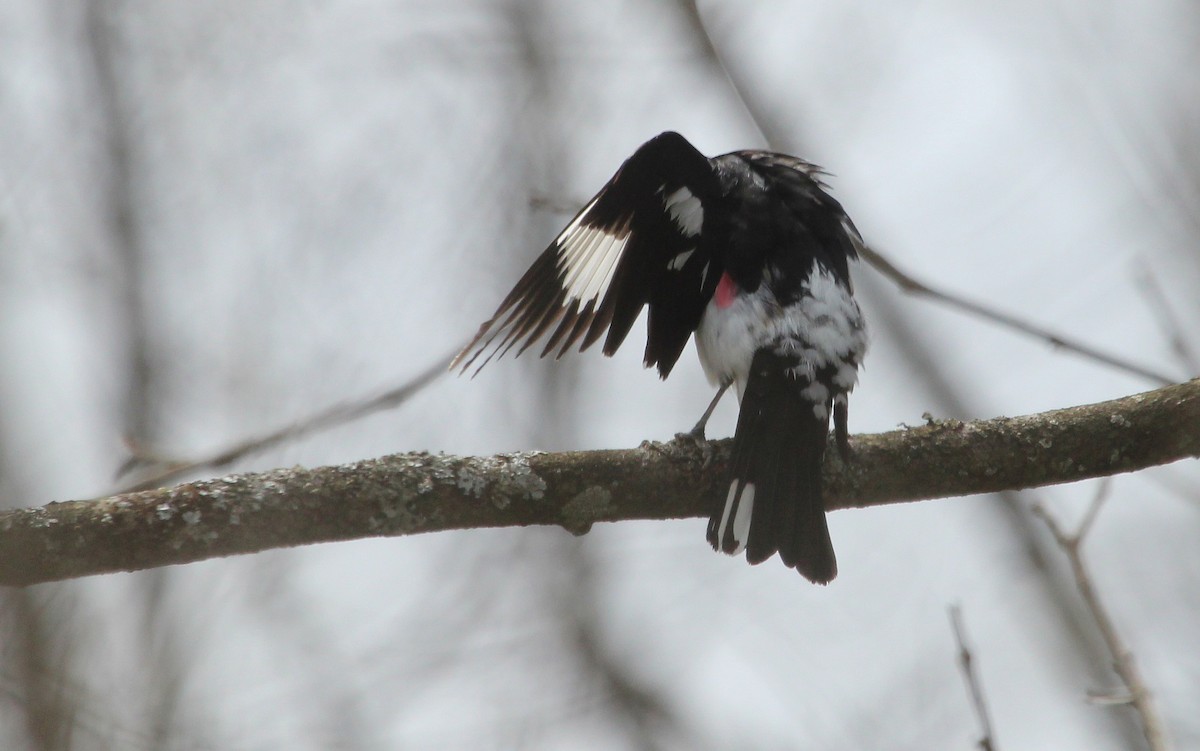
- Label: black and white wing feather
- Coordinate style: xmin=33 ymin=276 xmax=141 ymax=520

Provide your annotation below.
xmin=452 ymin=131 xmax=723 ymax=378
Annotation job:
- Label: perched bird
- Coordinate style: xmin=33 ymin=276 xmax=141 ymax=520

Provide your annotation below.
xmin=452 ymin=131 xmax=867 ymax=583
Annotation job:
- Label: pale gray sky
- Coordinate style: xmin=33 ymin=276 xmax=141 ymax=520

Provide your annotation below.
xmin=1 ymin=1 xmax=1197 ymax=748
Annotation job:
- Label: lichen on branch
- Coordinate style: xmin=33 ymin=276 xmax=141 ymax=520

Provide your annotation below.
xmin=1 ymin=380 xmax=1197 ymax=587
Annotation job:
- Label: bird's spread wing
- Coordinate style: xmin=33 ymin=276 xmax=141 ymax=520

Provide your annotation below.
xmin=452 ymin=131 xmax=723 ymax=379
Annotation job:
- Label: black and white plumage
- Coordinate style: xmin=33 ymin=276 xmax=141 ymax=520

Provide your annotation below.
xmin=453 ymin=131 xmax=867 ymax=583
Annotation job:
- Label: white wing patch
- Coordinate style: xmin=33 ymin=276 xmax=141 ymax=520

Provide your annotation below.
xmin=667 ymin=248 xmax=695 ymax=271
xmin=663 ymin=186 xmax=704 ymax=237
xmin=554 ymin=183 xmax=708 ymax=306
xmin=555 ymin=213 xmax=630 ymax=306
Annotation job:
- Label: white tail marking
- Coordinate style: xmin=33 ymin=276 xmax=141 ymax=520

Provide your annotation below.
xmin=717 ymin=480 xmax=755 ymax=555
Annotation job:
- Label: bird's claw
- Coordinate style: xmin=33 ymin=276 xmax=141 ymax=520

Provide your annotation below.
xmin=673 ymin=425 xmax=715 ymax=469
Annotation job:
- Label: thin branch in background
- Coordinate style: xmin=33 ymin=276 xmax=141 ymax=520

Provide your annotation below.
xmin=858 ymin=245 xmax=1178 ymax=387
xmin=559 ymin=540 xmax=699 ymax=751
xmin=677 ymin=0 xmax=1177 ymax=389
xmin=84 ymin=2 xmax=159 ymax=445
xmin=858 ymin=271 xmax=1147 ymax=743
xmin=1134 ymin=264 xmax=1200 ymax=376
xmin=238 ymin=556 xmax=373 ymax=748
xmin=114 ymin=350 xmax=456 ymax=493
xmin=528 ymin=194 xmax=578 ymax=215
xmin=81 ymin=3 xmax=201 ymax=742
xmin=7 ymin=590 xmax=75 ymax=750
xmin=948 ymin=604 xmax=998 ymax=751
xmin=676 ymin=7 xmax=1176 ymax=742
xmin=1032 ymin=485 xmax=1174 ymax=751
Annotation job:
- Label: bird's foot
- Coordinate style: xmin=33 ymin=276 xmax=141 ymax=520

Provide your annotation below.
xmin=673 ymin=423 xmax=715 ymax=468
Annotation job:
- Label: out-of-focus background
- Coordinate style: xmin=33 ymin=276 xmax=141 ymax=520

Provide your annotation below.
xmin=2 ymin=1 xmax=1198 ymax=749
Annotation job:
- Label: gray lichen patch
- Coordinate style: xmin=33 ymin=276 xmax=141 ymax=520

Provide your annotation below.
xmin=1109 ymin=413 xmax=1133 ymax=428
xmin=368 ymin=470 xmax=426 ymax=534
xmin=369 ymin=493 xmax=427 ymax=535
xmin=455 ymin=452 xmax=547 ymax=510
xmin=456 ymin=466 xmax=488 ymax=498
xmin=559 ymin=486 xmax=614 ymax=536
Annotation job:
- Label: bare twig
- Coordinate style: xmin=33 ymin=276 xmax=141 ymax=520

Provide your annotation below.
xmin=858 ymin=245 xmax=1178 ymax=387
xmin=676 ymin=0 xmax=1177 ymax=389
xmin=558 ymin=540 xmax=703 ymax=751
xmin=861 ymin=261 xmax=1147 ymax=743
xmin=673 ymin=8 xmax=1180 ymax=749
xmin=949 ymin=604 xmax=998 ymax=751
xmin=1135 ymin=265 xmax=1200 ymax=376
xmin=1032 ymin=487 xmax=1173 ymax=751
xmin=529 ymin=194 xmax=578 ymax=215
xmin=114 ymin=352 xmax=455 ymax=493
xmin=1 ymin=379 xmax=1197 ymax=586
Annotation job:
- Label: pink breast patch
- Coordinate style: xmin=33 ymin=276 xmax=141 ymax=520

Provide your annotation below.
xmin=714 ymin=272 xmax=739 ymax=309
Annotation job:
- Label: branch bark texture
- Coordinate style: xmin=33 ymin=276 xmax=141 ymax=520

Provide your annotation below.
xmin=2 ymin=380 xmax=1197 ymax=587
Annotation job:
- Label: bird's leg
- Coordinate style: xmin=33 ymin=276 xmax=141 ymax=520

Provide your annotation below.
xmin=834 ymin=396 xmax=852 ymax=462
xmin=685 ymin=381 xmax=730 ymax=441
xmin=672 ymin=382 xmax=730 ymax=468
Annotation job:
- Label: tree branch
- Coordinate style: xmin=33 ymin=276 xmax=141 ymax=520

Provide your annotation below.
xmin=1033 ymin=491 xmax=1174 ymax=751
xmin=1 ymin=380 xmax=1197 ymax=587
xmin=949 ymin=604 xmax=999 ymax=751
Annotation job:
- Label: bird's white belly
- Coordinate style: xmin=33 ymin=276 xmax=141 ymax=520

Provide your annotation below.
xmin=694 ymin=260 xmax=868 ymax=403
xmin=694 ymin=291 xmax=774 ymax=400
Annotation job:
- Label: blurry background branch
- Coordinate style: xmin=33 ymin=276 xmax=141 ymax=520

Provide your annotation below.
xmin=949 ymin=604 xmax=998 ymax=751
xmin=856 ymin=245 xmax=1182 ymax=386
xmin=681 ymin=0 xmax=1186 ymax=391
xmin=115 ymin=354 xmax=455 ymax=493
xmin=2 ymin=379 xmax=1196 ymax=587
xmin=1034 ymin=489 xmax=1174 ymax=751
xmin=4 ymin=1 xmax=1197 ymax=747
xmin=680 ymin=7 xmax=1195 ymax=746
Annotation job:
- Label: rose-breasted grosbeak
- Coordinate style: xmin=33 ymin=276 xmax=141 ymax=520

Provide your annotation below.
xmin=452 ymin=131 xmax=867 ymax=583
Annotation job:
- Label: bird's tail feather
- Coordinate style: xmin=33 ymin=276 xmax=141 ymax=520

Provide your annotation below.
xmin=706 ymin=349 xmax=837 ymax=583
